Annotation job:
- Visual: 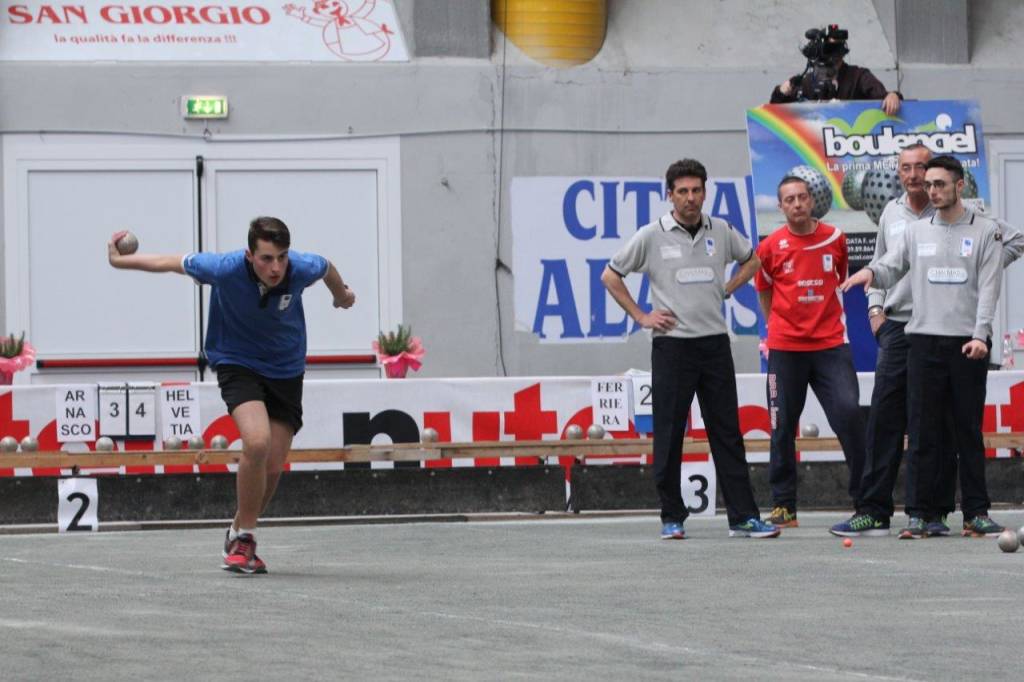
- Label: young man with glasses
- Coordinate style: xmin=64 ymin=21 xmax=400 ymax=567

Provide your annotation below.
xmin=843 ymin=156 xmax=1007 ymax=538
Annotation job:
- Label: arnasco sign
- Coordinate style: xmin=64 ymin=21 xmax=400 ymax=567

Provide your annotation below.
xmin=1 ymin=1 xmax=410 ymax=60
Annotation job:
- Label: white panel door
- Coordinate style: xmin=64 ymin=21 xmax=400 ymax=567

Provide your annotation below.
xmin=24 ymin=164 xmax=199 ymax=359
xmin=203 ymin=160 xmax=382 ymax=357
xmin=1001 ymin=157 xmax=1024 ymax=349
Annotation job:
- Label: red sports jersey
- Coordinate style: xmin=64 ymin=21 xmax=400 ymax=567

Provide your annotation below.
xmin=755 ymin=221 xmax=848 ymax=351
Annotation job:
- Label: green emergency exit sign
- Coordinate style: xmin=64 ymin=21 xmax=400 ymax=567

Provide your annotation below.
xmin=182 ymin=95 xmax=228 ymax=119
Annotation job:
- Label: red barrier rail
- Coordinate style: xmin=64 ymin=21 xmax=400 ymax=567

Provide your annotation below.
xmin=36 ymin=355 xmax=378 ymax=369
xmin=37 ymin=358 xmax=199 ymax=368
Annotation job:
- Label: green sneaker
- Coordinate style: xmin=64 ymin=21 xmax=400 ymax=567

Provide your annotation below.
xmin=765 ymin=506 xmax=798 ymax=528
xmin=829 ymin=513 xmax=890 ymax=537
xmin=962 ymin=515 xmax=1004 ymax=537
xmin=899 ymin=517 xmax=927 ymax=540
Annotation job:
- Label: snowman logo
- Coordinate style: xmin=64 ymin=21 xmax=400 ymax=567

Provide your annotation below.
xmin=284 ymin=0 xmax=394 ymax=61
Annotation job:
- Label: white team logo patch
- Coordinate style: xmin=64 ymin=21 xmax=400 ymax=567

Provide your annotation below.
xmin=889 ymin=220 xmax=906 ymax=238
xmin=705 ymin=238 xmax=715 ymax=256
xmin=675 ymin=267 xmax=715 ymax=284
xmin=822 ymin=254 xmax=833 ymax=272
xmin=779 ymin=238 xmax=790 ymax=250
xmin=278 ymin=294 xmax=293 ymax=310
xmin=927 ymin=267 xmax=968 ymax=284
xmin=917 ymin=243 xmax=938 ymax=257
xmin=660 ymin=245 xmax=683 ymax=260
xmin=960 ymin=237 xmax=974 ymax=257
xmin=783 ymin=260 xmax=795 ymax=274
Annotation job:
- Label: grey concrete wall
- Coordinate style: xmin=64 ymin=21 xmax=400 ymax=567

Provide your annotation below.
xmin=896 ymin=0 xmax=969 ymax=64
xmin=413 ymin=0 xmax=490 ymax=57
xmin=2 ymin=0 xmax=1023 ymax=378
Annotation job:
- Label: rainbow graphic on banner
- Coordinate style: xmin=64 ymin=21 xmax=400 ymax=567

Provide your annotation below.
xmin=747 ymin=105 xmax=849 ymax=209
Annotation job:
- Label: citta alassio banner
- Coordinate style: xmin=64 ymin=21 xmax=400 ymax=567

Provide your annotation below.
xmin=0 ymin=1 xmax=409 ymax=61
xmin=511 ymin=176 xmax=763 ymax=344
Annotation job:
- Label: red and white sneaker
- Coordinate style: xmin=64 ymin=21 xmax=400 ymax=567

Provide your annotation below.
xmin=221 ymin=533 xmax=268 ymax=574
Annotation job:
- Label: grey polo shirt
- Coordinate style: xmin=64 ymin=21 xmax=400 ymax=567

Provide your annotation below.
xmin=869 ymin=208 xmax=1002 ymax=340
xmin=869 ymin=196 xmax=1024 ymax=323
xmin=867 ymin=194 xmax=934 ymax=322
xmin=609 ymin=212 xmax=754 ymax=338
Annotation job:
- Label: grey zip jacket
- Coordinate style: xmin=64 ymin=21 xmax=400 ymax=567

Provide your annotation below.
xmin=869 ymin=194 xmax=1024 ymax=322
xmin=867 ymin=208 xmax=1002 ymax=341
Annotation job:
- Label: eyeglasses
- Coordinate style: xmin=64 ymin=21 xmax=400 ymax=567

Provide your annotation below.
xmin=923 ymin=180 xmax=950 ymax=190
xmin=899 ymin=163 xmax=927 ymax=172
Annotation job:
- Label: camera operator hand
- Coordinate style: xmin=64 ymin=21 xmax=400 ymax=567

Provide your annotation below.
xmin=881 ymin=91 xmax=901 ymax=115
xmin=778 ymin=78 xmax=798 ymax=97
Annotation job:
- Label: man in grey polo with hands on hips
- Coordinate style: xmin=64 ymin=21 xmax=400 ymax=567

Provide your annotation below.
xmin=601 ymin=159 xmax=779 ymax=541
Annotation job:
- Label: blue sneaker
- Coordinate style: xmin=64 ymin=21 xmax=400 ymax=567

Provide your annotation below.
xmin=829 ymin=513 xmax=890 ymax=537
xmin=729 ymin=517 xmax=781 ymax=538
xmin=660 ymin=521 xmax=685 ymax=540
xmin=925 ymin=515 xmax=951 ymax=537
xmin=962 ymin=515 xmax=1004 ymax=537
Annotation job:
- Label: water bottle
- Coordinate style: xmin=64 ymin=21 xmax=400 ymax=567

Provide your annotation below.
xmin=1002 ymin=333 xmax=1015 ymax=370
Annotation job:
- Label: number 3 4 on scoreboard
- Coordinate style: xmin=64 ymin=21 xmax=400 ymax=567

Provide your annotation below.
xmin=98 ymin=383 xmax=157 ymax=439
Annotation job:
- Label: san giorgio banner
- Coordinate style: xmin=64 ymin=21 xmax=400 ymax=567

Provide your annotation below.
xmin=0 ymin=1 xmax=409 ymax=61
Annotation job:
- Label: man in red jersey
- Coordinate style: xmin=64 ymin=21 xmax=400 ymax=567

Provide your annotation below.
xmin=755 ymin=175 xmax=865 ymax=529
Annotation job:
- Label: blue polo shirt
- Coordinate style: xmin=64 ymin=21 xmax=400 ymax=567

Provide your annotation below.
xmin=183 ymin=249 xmax=328 ymax=378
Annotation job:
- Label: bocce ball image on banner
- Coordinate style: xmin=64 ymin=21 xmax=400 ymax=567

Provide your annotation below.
xmin=745 ymin=99 xmax=990 ymax=235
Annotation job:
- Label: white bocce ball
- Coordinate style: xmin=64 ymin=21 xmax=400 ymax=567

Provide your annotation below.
xmin=800 ymin=423 xmax=820 ymax=438
xmin=997 ymin=528 xmax=1020 ymax=553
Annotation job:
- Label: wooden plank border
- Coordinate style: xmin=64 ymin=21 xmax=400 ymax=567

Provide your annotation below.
xmin=4 ymin=433 xmax=1023 ymax=470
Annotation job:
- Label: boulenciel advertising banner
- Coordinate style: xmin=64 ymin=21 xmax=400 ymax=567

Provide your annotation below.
xmin=746 ymin=99 xmax=989 ymax=235
xmin=745 ymin=99 xmax=990 ymax=370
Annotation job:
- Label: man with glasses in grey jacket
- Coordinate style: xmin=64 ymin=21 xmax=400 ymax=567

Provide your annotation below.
xmin=832 ymin=145 xmax=1023 ymax=539
xmin=843 ymin=155 xmax=1009 ymax=539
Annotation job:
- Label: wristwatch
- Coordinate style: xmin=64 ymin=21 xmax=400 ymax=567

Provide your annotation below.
xmin=868 ymin=306 xmax=884 ymax=318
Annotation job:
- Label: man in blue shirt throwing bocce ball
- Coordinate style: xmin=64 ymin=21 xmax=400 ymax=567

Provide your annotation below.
xmin=109 ymin=216 xmax=355 ymax=574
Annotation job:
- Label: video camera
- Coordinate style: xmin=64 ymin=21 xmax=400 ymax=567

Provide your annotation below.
xmin=796 ymin=24 xmax=849 ymax=100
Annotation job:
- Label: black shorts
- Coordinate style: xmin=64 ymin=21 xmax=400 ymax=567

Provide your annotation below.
xmin=215 ymin=364 xmax=304 ymax=435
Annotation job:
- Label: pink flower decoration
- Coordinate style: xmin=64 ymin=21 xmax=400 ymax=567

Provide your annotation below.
xmin=0 ymin=341 xmax=35 ymax=374
xmin=372 ymin=336 xmax=425 ymax=378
